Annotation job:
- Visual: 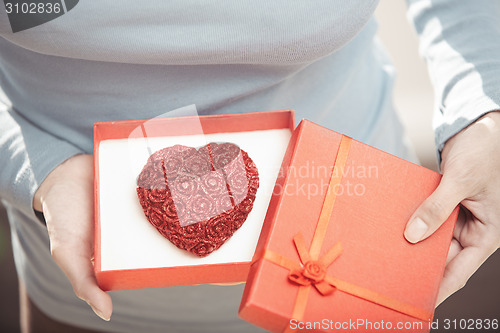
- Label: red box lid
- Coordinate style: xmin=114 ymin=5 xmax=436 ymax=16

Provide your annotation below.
xmin=239 ymin=119 xmax=457 ymax=333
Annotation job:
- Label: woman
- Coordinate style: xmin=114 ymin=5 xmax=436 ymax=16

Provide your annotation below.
xmin=1 ymin=1 xmax=499 ymax=332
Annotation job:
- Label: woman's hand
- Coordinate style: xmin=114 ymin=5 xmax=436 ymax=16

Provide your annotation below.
xmin=33 ymin=154 xmax=112 ymax=321
xmin=404 ymin=111 xmax=500 ymax=306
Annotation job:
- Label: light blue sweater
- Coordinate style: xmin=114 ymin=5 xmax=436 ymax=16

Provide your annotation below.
xmin=1 ymin=1 xmax=499 ymax=332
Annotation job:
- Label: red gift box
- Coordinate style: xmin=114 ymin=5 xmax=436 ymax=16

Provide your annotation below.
xmin=239 ymin=120 xmax=458 ymax=332
xmin=93 ymin=110 xmax=294 ymax=290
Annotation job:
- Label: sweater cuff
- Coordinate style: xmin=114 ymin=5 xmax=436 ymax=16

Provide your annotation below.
xmin=0 ymin=107 xmax=84 ymax=222
xmin=433 ymin=96 xmax=500 ymax=166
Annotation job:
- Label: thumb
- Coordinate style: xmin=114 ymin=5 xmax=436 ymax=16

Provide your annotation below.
xmin=405 ymin=177 xmax=463 ymax=243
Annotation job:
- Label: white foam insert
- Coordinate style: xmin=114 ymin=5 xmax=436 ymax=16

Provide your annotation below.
xmin=98 ymin=128 xmax=291 ymax=271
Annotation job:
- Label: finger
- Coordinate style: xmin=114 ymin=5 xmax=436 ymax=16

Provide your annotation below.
xmin=445 ymin=210 xmax=467 ymax=264
xmin=445 ymin=239 xmax=463 ymax=265
xmin=405 ymin=177 xmax=464 ymax=243
xmin=52 ymin=245 xmax=112 ymax=321
xmin=435 ymin=245 xmax=491 ymax=307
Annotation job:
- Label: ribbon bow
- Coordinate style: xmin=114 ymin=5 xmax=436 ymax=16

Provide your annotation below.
xmin=287 ymin=233 xmax=342 ymax=296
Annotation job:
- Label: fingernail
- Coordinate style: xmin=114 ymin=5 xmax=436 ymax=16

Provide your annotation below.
xmin=90 ymin=305 xmax=110 ymax=321
xmin=405 ymin=217 xmax=428 ymax=243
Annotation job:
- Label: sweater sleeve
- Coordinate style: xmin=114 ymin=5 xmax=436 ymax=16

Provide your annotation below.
xmin=0 ymin=100 xmax=83 ymax=220
xmin=406 ymin=0 xmax=500 ymax=152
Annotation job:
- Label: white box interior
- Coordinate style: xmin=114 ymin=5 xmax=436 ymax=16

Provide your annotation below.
xmin=98 ymin=128 xmax=291 ymax=271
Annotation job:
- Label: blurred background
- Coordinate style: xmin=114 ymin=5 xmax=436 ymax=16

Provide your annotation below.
xmin=1 ymin=1 xmax=498 ymax=332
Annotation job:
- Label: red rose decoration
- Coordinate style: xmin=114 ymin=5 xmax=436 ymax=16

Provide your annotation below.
xmin=303 ymin=261 xmax=327 ymax=283
xmin=136 ymin=142 xmax=259 ymax=257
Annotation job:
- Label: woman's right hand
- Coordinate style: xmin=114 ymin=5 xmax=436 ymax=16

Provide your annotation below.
xmin=33 ymin=154 xmax=112 ymax=321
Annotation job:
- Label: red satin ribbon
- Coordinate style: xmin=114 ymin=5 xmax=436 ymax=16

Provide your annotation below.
xmin=259 ymin=135 xmax=432 ymax=333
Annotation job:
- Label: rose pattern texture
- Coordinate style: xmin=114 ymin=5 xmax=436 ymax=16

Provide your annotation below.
xmin=137 ymin=142 xmax=259 ymax=257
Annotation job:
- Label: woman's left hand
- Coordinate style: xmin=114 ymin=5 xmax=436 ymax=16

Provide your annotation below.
xmin=404 ymin=111 xmax=500 ymax=306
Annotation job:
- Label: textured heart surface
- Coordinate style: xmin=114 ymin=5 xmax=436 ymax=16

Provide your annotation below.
xmin=136 ymin=142 xmax=259 ymax=257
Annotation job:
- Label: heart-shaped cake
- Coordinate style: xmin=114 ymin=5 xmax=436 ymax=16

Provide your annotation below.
xmin=136 ymin=142 xmax=259 ymax=257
